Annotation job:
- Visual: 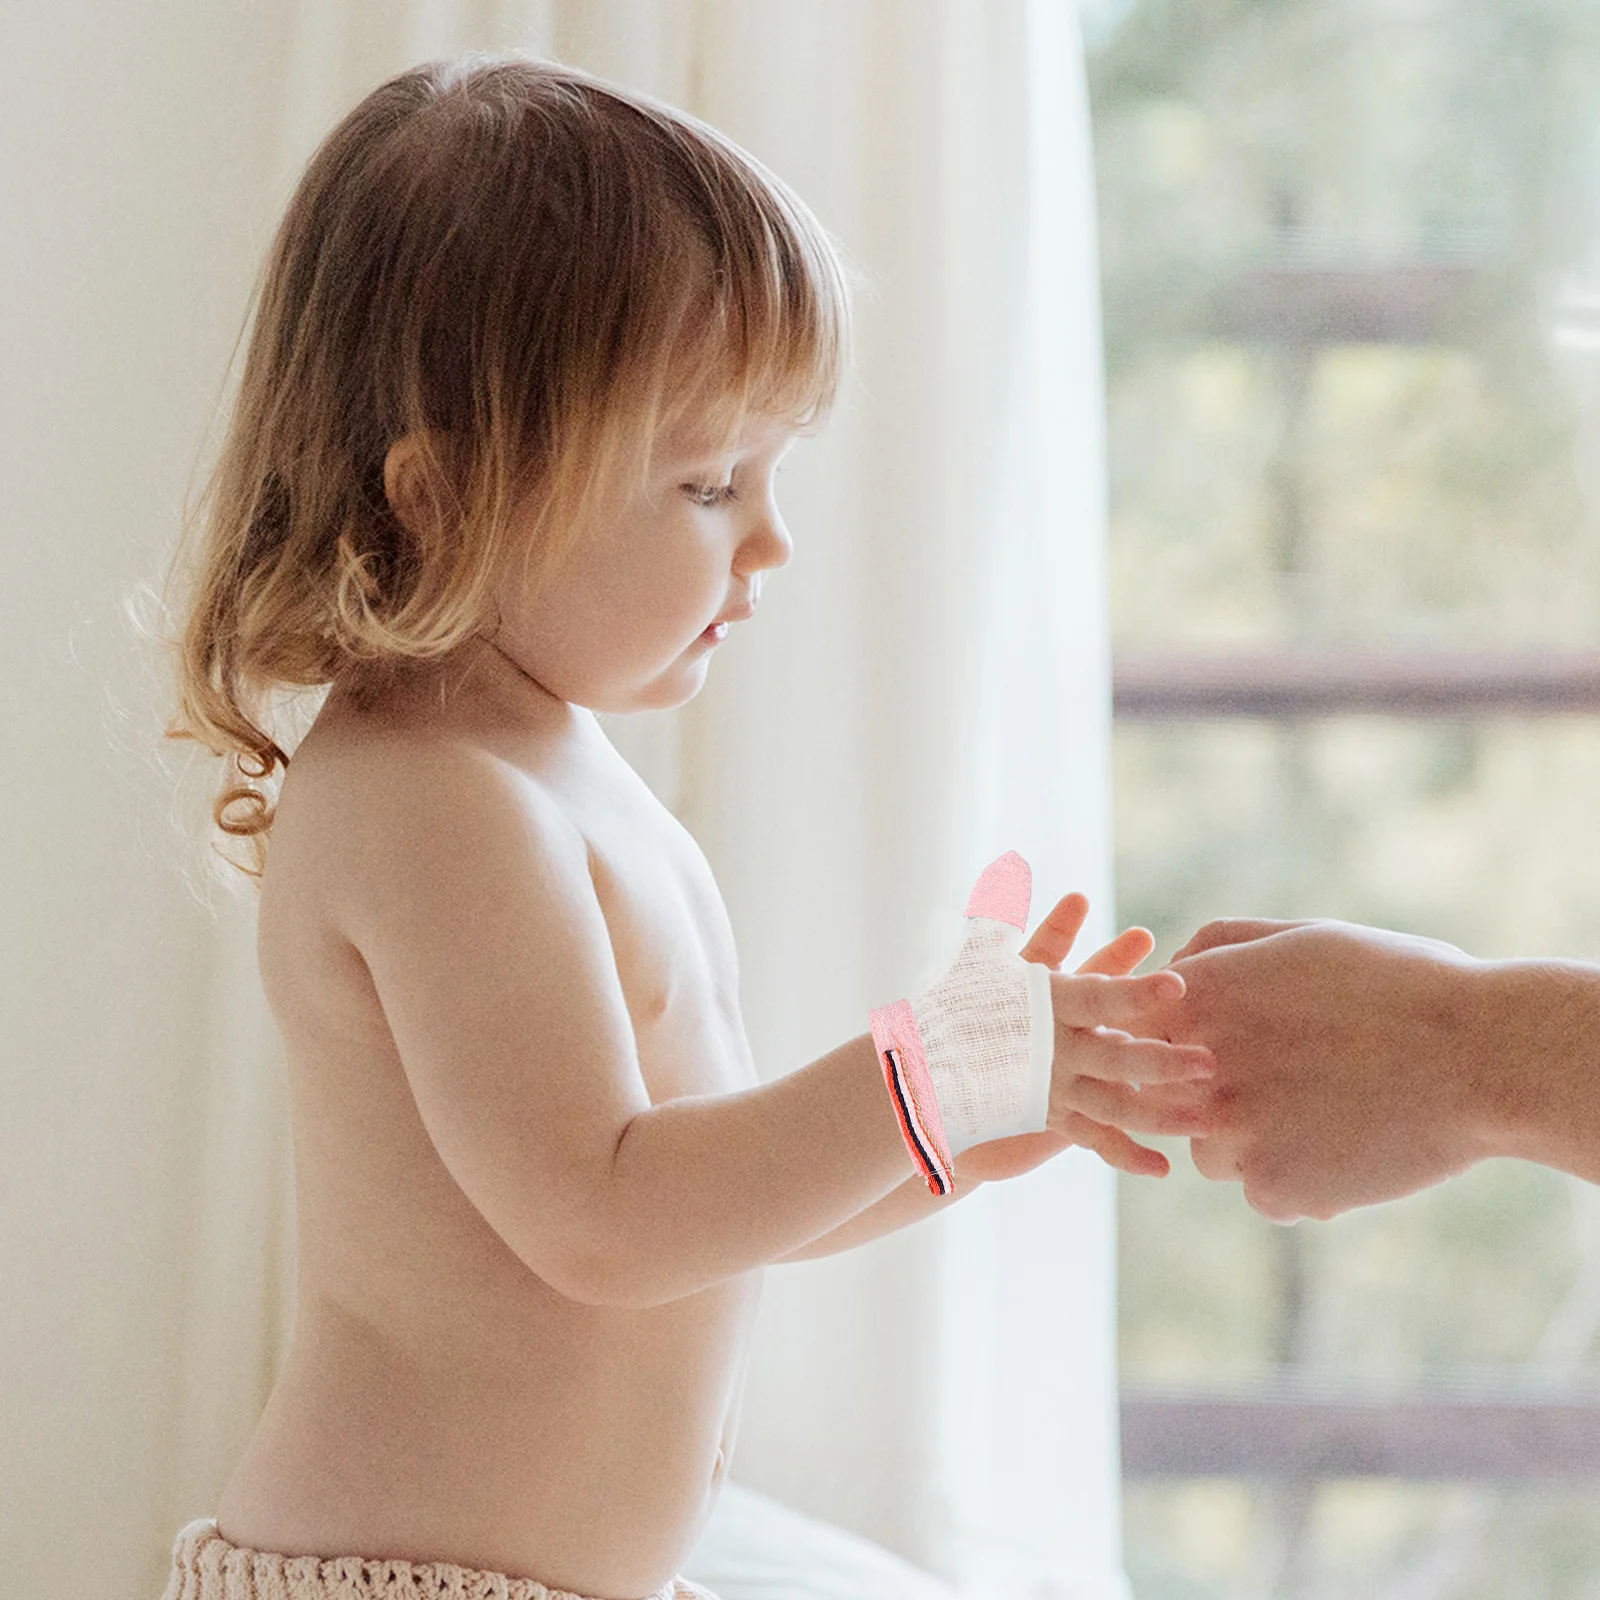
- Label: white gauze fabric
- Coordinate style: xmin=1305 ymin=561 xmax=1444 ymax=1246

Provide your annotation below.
xmin=908 ymin=914 xmax=1055 ymax=1153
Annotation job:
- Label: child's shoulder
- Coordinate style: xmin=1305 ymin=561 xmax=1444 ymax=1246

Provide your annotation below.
xmin=272 ymin=677 xmax=588 ymax=905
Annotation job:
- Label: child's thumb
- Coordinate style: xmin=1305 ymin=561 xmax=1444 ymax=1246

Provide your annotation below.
xmin=964 ymin=850 xmax=1032 ymax=931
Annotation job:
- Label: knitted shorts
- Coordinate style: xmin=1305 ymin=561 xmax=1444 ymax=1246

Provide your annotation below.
xmin=162 ymin=1519 xmax=719 ymax=1600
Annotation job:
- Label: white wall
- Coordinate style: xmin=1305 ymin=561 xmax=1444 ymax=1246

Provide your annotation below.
xmin=0 ymin=5 xmax=295 ymax=1594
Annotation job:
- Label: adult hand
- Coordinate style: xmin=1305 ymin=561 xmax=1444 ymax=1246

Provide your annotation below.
xmin=1160 ymin=918 xmax=1498 ymax=1221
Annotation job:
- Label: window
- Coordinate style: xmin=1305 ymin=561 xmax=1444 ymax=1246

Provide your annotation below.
xmin=1086 ymin=3 xmax=1600 ymax=1593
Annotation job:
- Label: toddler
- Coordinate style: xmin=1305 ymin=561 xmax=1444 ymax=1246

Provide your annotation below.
xmin=158 ymin=54 xmax=1213 ymax=1600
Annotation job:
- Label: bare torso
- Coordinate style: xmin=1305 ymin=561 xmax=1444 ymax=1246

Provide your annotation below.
xmin=216 ymin=649 xmax=761 ymax=1599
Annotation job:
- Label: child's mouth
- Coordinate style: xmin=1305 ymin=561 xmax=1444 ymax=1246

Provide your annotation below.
xmin=700 ymin=622 xmax=730 ymax=645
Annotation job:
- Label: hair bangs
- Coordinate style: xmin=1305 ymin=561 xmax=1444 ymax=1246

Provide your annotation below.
xmin=643 ymin=136 xmax=852 ymax=457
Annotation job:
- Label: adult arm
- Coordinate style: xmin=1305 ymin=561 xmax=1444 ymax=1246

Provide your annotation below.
xmin=1158 ymin=917 xmax=1600 ymax=1221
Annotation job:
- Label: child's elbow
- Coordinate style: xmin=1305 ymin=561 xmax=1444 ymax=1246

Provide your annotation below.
xmin=491 ymin=1170 xmax=696 ymax=1309
xmin=551 ymin=1258 xmax=683 ymax=1310
xmin=532 ymin=1231 xmax=678 ymax=1310
xmin=545 ymin=1249 xmax=634 ymax=1307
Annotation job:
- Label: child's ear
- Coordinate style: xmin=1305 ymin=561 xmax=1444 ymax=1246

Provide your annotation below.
xmin=382 ymin=432 xmax=445 ymax=538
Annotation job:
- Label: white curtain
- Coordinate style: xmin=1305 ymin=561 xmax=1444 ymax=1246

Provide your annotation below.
xmin=0 ymin=3 xmax=1125 ymax=1597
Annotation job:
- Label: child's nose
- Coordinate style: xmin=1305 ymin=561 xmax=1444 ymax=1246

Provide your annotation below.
xmin=741 ymin=507 xmax=793 ymax=573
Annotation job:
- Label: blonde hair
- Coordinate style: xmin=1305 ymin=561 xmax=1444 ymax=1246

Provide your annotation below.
xmin=160 ymin=52 xmax=850 ymax=881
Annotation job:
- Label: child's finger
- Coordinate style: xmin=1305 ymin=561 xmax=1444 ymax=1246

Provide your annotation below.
xmin=1059 ymin=1031 xmax=1213 ymax=1084
xmin=1075 ymin=925 xmax=1155 ymax=978
xmin=1019 ymin=892 xmax=1090 ymax=969
xmin=1060 ymin=1112 xmax=1171 ymax=1178
xmin=1064 ymin=1076 xmax=1216 ymax=1137
xmin=956 ymin=1130 xmax=1070 ymax=1183
xmin=1050 ymin=968 xmax=1185 ymax=1030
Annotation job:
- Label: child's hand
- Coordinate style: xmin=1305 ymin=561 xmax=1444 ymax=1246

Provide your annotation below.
xmin=877 ymin=858 xmax=1212 ymax=1196
xmin=973 ymin=893 xmax=1212 ymax=1180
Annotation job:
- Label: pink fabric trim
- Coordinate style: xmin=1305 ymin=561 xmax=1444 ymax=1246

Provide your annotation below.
xmin=869 ymin=999 xmax=954 ymax=1196
xmin=962 ymin=851 xmax=1032 ymax=930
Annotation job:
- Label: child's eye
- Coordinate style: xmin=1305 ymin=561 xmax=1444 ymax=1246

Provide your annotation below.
xmin=683 ymin=482 xmax=736 ymax=508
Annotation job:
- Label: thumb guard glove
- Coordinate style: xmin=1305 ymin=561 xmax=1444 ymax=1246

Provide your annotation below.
xmin=870 ymin=852 xmax=1053 ymax=1196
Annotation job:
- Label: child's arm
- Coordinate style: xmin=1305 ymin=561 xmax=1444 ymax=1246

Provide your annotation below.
xmin=332 ymin=743 xmax=1210 ymax=1309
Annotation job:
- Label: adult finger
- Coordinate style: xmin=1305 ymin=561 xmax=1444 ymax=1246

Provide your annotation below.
xmin=1051 ymin=968 xmax=1185 ymax=1030
xmin=1189 ymin=1135 xmax=1243 ymax=1183
xmin=1064 ymin=1076 xmax=1216 ymax=1137
xmin=1076 ymin=925 xmax=1155 ymax=978
xmin=1169 ymin=918 xmax=1308 ymax=963
xmin=1019 ymin=892 xmax=1090 ymax=969
xmin=1243 ymin=1177 xmax=1308 ymax=1226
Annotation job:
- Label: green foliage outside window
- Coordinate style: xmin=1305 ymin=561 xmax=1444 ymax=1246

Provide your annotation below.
xmin=1091 ymin=1 xmax=1600 ymax=1593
